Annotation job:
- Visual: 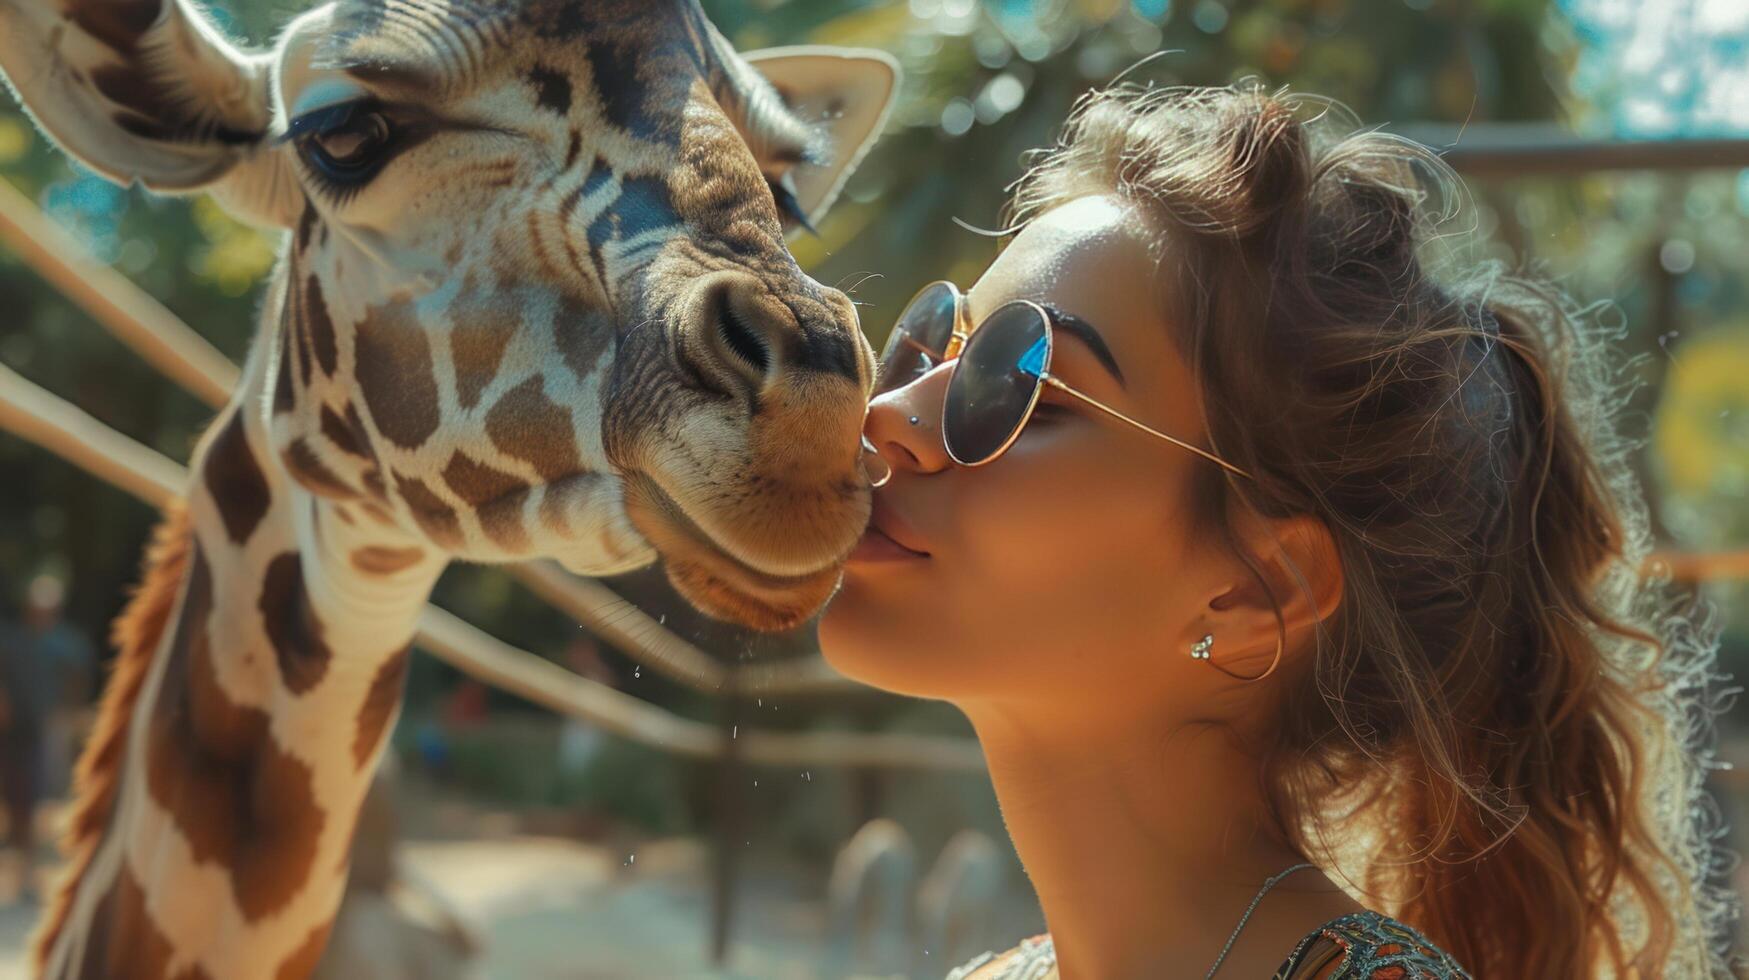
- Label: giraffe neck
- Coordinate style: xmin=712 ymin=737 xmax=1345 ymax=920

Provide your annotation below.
xmin=45 ymin=322 xmax=447 ymax=980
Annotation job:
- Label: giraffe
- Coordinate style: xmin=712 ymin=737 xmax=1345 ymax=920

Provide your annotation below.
xmin=0 ymin=0 xmax=899 ymax=975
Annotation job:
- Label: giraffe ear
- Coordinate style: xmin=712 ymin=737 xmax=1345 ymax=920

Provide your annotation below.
xmin=0 ymin=0 xmax=299 ymax=225
xmin=739 ymin=47 xmax=900 ymax=234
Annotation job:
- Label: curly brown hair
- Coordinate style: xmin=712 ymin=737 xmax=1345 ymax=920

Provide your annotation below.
xmin=1008 ymin=81 xmax=1735 ymax=977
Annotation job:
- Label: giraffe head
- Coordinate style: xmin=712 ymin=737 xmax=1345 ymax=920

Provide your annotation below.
xmin=0 ymin=0 xmax=899 ymax=629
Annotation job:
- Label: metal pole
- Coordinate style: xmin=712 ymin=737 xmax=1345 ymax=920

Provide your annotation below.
xmin=709 ymin=683 xmax=747 ymax=966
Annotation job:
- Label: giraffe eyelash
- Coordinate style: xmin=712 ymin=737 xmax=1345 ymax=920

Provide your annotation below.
xmin=767 ymin=176 xmax=815 ymax=235
xmin=280 ymin=100 xmax=371 ymax=144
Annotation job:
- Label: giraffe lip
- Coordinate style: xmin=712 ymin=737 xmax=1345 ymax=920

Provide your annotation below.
xmin=623 ymin=473 xmax=832 ymax=591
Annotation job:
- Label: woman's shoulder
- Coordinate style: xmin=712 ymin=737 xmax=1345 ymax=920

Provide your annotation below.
xmin=942 ymin=912 xmax=1470 ymax=980
xmin=1275 ymin=910 xmax=1471 ymax=979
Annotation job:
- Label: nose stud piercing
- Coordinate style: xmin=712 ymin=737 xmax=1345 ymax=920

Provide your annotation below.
xmin=1190 ymin=634 xmax=1214 ymax=661
xmin=909 ymin=416 xmax=920 ymax=426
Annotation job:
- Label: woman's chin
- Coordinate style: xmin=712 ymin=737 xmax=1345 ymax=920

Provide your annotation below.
xmin=818 ymin=583 xmax=950 ymax=698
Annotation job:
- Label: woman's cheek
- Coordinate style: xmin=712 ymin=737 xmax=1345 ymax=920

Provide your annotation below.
xmin=956 ymin=465 xmax=1114 ymax=588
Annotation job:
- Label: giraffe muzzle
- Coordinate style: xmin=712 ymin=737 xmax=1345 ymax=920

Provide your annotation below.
xmin=607 ymin=269 xmax=874 ymax=629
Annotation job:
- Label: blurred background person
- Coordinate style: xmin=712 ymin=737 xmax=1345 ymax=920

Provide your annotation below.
xmin=0 ymin=574 xmax=92 ymax=903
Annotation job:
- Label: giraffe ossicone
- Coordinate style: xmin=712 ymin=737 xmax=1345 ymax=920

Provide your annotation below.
xmin=0 ymin=0 xmax=898 ymax=975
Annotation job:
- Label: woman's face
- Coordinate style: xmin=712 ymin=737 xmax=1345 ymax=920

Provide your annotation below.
xmin=820 ymin=195 xmax=1237 ymax=707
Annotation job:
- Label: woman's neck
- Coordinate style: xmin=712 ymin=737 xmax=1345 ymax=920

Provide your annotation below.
xmin=963 ymin=698 xmax=1359 ymax=980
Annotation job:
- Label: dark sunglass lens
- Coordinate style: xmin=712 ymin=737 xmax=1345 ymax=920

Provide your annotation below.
xmin=876 ymin=282 xmax=959 ymax=393
xmin=943 ymin=304 xmax=1049 ymax=464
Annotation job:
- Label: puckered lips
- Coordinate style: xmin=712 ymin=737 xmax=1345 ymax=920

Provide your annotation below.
xmin=620 ymin=473 xmax=854 ymax=632
xmin=848 ymin=497 xmax=930 ymax=564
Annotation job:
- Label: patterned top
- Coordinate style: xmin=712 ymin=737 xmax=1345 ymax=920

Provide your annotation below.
xmin=946 ymin=910 xmax=1470 ymax=980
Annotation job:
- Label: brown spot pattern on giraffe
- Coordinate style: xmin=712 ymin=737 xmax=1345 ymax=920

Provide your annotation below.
xmin=361 ymin=468 xmax=390 ymax=505
xmin=353 ymin=302 xmax=441 ymax=449
xmin=76 ymin=864 xmax=214 ymax=980
xmin=486 ymin=375 xmax=582 ymax=481
xmin=259 ymin=552 xmax=333 ymax=695
xmin=318 ymin=404 xmax=366 ymax=458
xmin=303 ymin=277 xmax=339 ymax=378
xmin=393 ymin=473 xmax=464 ymax=548
xmin=440 ymin=451 xmax=529 ymax=506
xmin=202 ymin=412 xmax=270 ymax=546
xmin=350 ymin=545 xmax=426 ymax=576
xmin=553 ymin=293 xmax=613 ymax=381
xmin=449 ymin=294 xmax=517 ymax=411
xmin=144 ymin=546 xmax=326 ymax=924
xmin=527 ymin=65 xmax=573 ymax=114
xmin=282 ymin=439 xmax=357 ymax=500
xmin=330 ymin=402 xmax=388 ymax=501
xmin=353 ymin=647 xmax=410 ymax=769
xmin=295 ymin=203 xmax=318 ymax=255
xmin=441 ymin=451 xmax=533 ymax=551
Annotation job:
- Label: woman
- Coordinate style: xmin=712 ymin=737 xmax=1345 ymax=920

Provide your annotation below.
xmin=822 ymin=81 xmax=1734 ymax=978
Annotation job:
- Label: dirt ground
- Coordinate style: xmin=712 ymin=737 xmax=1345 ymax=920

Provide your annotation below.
xmin=0 ymin=833 xmax=841 ymax=979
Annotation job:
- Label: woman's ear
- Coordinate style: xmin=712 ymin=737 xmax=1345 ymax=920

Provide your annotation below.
xmin=1196 ymin=510 xmax=1343 ymax=678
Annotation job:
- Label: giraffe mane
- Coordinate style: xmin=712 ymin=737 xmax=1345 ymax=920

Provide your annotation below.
xmin=31 ymin=503 xmax=193 ymax=970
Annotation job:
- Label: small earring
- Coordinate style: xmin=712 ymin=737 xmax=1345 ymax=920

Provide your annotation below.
xmin=1190 ymin=632 xmax=1285 ymax=682
xmin=1190 ymin=634 xmax=1214 ymax=661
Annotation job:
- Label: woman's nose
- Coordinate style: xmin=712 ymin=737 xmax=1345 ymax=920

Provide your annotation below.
xmin=863 ymin=365 xmax=954 ymax=484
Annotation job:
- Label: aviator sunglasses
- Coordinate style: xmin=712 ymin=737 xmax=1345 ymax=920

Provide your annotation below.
xmin=863 ymin=281 xmax=1254 ymax=485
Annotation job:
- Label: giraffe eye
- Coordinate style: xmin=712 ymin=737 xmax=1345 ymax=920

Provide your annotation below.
xmin=291 ymin=102 xmax=395 ymax=187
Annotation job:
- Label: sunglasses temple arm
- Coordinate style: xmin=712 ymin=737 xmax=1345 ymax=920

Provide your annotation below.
xmin=1040 ymin=375 xmax=1254 ymax=481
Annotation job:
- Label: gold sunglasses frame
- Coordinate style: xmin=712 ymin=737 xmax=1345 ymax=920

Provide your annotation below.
xmin=879 ymin=281 xmax=1254 ymax=480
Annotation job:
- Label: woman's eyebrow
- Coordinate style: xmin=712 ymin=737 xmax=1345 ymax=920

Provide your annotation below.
xmin=1041 ymin=305 xmax=1126 ymax=387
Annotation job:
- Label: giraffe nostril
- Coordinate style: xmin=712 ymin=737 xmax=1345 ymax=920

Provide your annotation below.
xmin=716 ymin=303 xmax=772 ymax=380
